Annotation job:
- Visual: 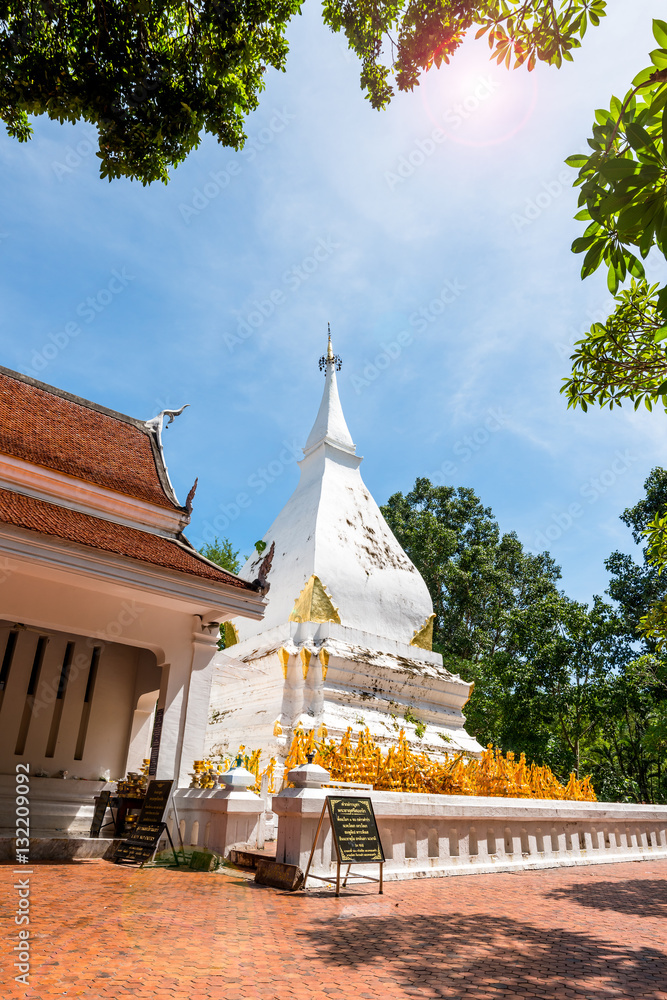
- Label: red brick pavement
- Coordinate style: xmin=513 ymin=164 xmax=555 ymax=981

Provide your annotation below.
xmin=2 ymin=859 xmax=666 ymax=1000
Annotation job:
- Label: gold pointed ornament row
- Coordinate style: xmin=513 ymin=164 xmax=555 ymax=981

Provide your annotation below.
xmin=278 ymin=646 xmax=290 ymax=679
xmin=277 ymin=645 xmax=330 ymax=681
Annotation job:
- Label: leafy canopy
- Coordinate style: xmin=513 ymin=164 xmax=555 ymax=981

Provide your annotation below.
xmin=563 ymin=18 xmax=667 ymax=413
xmin=323 ymin=0 xmax=605 ymax=110
xmin=0 ymin=0 xmax=606 ymax=183
xmin=0 ymin=0 xmax=302 ymax=183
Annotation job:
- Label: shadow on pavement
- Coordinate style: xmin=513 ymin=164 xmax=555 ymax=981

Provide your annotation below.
xmin=298 ymin=911 xmax=667 ymax=998
xmin=545 ymin=878 xmax=667 ymax=919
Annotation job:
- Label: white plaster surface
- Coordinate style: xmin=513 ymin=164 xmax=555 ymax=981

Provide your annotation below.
xmin=170 ymin=787 xmax=264 ymax=856
xmin=0 ymin=775 xmax=106 ymax=836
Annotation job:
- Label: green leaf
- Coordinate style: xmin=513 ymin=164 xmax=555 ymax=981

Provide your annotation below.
xmin=581 ymin=239 xmax=607 ymax=276
xmin=654 ymin=326 xmax=667 ymax=343
xmin=650 ymin=48 xmax=667 ymax=70
xmin=654 ymin=19 xmax=667 ymax=48
xmin=626 ymin=122 xmax=654 ymax=150
xmin=598 ymin=157 xmax=638 ymax=181
xmin=572 ymin=235 xmax=599 ymax=254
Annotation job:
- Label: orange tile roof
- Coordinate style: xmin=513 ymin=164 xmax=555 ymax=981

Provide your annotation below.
xmin=0 ymin=368 xmax=182 ymax=511
xmin=0 ymin=487 xmax=253 ymax=589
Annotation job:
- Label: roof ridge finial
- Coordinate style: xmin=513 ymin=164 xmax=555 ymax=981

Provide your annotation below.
xmin=319 ymin=323 xmax=341 ymax=375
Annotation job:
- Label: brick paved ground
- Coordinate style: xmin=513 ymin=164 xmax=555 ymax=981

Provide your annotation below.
xmin=2 ymin=858 xmax=666 ymax=1000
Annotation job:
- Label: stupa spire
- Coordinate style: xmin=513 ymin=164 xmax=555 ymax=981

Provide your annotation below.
xmin=303 ymin=325 xmax=356 ymax=457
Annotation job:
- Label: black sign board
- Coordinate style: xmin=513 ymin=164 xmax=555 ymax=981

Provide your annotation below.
xmin=327 ymin=796 xmax=385 ymax=864
xmin=112 ymin=823 xmax=165 ymax=866
xmin=110 ymin=780 xmax=178 ymax=867
xmin=137 ymin=779 xmax=172 ymax=827
xmin=303 ymin=796 xmax=385 ymax=896
xmin=148 ymin=708 xmax=164 ymax=778
xmin=89 ymin=790 xmax=111 ymax=838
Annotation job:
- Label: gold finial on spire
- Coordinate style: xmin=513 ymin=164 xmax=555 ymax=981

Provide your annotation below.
xmin=319 ymin=323 xmax=341 ymax=374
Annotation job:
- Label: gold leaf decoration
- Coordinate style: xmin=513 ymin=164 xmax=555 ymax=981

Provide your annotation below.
xmin=300 ymin=648 xmax=311 ymax=679
xmin=410 ymin=613 xmax=436 ymax=651
xmin=319 ymin=647 xmax=330 ymax=680
xmin=288 ymin=575 xmax=341 ymax=624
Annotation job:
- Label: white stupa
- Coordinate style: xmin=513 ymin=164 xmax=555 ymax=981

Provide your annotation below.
xmin=206 ymin=333 xmax=482 ymax=760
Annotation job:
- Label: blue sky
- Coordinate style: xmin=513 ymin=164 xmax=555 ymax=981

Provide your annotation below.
xmin=1 ymin=1 xmax=666 ymax=604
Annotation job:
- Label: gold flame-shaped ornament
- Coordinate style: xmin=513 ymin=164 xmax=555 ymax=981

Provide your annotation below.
xmin=410 ymin=614 xmax=435 ymax=651
xmin=289 ymin=575 xmax=341 ymax=625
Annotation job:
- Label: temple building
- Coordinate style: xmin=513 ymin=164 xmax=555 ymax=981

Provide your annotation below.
xmin=0 ymin=367 xmax=265 ymax=841
xmin=207 ymin=336 xmax=482 ymax=762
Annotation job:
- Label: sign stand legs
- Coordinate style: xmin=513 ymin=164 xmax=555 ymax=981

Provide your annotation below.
xmin=163 ymin=823 xmax=180 ymax=867
xmin=303 ymin=802 xmax=328 ymax=890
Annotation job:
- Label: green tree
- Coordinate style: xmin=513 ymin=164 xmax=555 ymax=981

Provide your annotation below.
xmin=510 ymin=594 xmax=623 ymax=778
xmin=381 ymin=477 xmax=560 ymax=660
xmin=589 ymin=655 xmax=667 ymax=802
xmin=606 ymin=467 xmax=667 ymax=638
xmin=0 ymin=0 xmax=301 ymax=183
xmin=199 ymin=535 xmax=241 ymax=574
xmin=381 ymin=476 xmax=667 ymax=800
xmin=587 ymin=469 xmax=667 ymax=802
xmin=0 ymin=0 xmax=606 ymax=183
xmin=381 ymin=478 xmax=591 ymax=773
xmin=563 ymin=19 xmax=667 ymax=415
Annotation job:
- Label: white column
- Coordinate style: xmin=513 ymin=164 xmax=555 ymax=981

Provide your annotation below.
xmin=175 ymin=625 xmax=219 ymax=786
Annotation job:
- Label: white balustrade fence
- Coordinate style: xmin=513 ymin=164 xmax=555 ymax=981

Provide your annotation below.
xmin=272 ymin=786 xmax=667 ymax=881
